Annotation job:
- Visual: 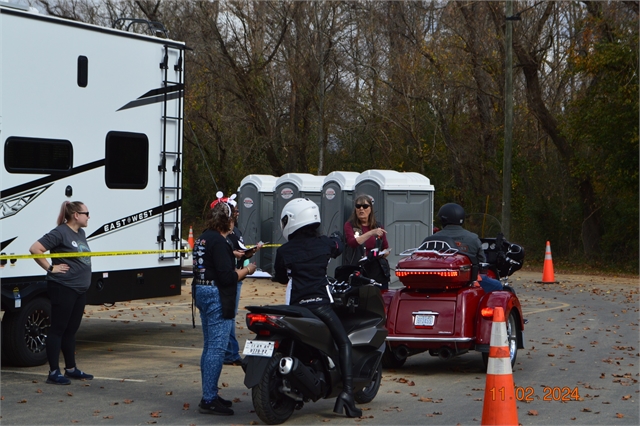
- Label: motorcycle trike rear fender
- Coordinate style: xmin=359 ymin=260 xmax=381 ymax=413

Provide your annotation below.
xmin=474 ymin=291 xmax=525 ymax=351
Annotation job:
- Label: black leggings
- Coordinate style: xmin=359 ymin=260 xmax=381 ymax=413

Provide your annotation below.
xmin=46 ymin=281 xmax=86 ymax=371
xmin=306 ymin=304 xmax=354 ymax=390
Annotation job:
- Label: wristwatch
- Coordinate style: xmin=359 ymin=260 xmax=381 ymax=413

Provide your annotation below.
xmin=48 ymin=264 xmax=54 ymax=272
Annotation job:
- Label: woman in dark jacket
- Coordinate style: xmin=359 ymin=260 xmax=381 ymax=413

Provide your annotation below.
xmin=273 ymin=198 xmax=362 ymax=418
xmin=193 ymin=195 xmax=256 ymax=416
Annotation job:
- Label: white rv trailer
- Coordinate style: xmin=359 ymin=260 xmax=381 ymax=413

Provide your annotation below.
xmin=0 ymin=2 xmax=186 ymax=366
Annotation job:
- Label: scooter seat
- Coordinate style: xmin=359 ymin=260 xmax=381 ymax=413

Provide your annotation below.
xmin=245 ymin=304 xmax=317 ymax=318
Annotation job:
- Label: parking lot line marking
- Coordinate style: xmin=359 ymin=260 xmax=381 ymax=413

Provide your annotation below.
xmin=0 ymin=369 xmax=146 ymax=382
xmin=76 ymin=339 xmax=201 ymax=351
xmin=521 ymin=301 xmax=570 ymax=315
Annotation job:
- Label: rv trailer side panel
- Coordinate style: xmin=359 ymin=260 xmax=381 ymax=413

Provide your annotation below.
xmin=1 ymin=7 xmax=185 ymax=303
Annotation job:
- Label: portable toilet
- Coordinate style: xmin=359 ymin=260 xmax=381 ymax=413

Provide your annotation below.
xmin=321 ymin=171 xmax=359 ymax=277
xmin=237 ymin=174 xmax=277 ymax=273
xmin=354 ymin=170 xmax=435 ymax=282
xmin=271 ymin=173 xmax=325 ymax=270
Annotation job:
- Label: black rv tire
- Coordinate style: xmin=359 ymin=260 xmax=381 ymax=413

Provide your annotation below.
xmin=482 ymin=310 xmax=518 ymax=371
xmin=354 ymin=364 xmax=382 ymax=404
xmin=252 ymin=352 xmax=295 ymax=425
xmin=381 ymin=346 xmax=406 ymax=369
xmin=2 ymin=297 xmax=51 ymax=367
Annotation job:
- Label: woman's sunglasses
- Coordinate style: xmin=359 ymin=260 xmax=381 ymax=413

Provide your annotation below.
xmin=355 ymin=204 xmax=371 ymax=210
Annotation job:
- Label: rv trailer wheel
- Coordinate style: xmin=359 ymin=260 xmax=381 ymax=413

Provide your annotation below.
xmin=1 ymin=297 xmax=51 ymax=367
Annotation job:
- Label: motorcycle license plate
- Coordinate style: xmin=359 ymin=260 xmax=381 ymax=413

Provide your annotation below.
xmin=243 ymin=340 xmax=275 ymax=357
xmin=414 ymin=314 xmax=436 ymax=327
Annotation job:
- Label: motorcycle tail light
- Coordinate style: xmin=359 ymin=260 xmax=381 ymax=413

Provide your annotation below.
xmin=395 ymin=270 xmax=459 ymax=277
xmin=481 ymin=307 xmax=495 ymax=318
xmin=247 ymin=313 xmax=284 ymax=328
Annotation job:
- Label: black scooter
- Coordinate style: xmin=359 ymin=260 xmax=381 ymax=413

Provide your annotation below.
xmin=242 ymin=270 xmax=388 ymax=425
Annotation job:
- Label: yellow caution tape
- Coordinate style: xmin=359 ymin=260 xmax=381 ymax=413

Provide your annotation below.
xmin=0 ymin=249 xmax=190 ymax=261
xmin=0 ymin=244 xmax=283 ymax=261
xmin=245 ymin=243 xmax=282 ymax=249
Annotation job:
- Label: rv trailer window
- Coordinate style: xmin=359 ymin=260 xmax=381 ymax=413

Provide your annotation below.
xmin=4 ymin=137 xmax=72 ymax=173
xmin=105 ymin=131 xmax=148 ymax=189
xmin=77 ymin=56 xmax=88 ymax=88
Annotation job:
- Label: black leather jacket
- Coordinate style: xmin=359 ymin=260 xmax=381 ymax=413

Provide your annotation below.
xmin=273 ymin=235 xmax=343 ymax=306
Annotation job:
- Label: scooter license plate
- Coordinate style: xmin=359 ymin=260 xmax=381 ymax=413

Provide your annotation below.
xmin=243 ymin=340 xmax=275 ymax=357
xmin=414 ymin=314 xmax=436 ymax=327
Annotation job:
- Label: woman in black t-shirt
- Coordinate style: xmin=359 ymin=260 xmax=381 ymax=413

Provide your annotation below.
xmin=30 ymin=201 xmax=93 ymax=385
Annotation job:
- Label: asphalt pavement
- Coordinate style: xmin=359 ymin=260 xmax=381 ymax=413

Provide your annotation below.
xmin=1 ymin=271 xmax=638 ymax=425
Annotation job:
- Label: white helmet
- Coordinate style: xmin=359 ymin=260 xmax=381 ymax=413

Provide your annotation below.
xmin=281 ymin=198 xmax=320 ymax=240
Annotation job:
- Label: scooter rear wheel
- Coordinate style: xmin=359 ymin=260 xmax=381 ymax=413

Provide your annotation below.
xmin=252 ymin=352 xmax=296 ymax=425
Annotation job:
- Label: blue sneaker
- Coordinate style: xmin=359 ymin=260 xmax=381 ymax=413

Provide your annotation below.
xmin=64 ymin=368 xmax=93 ymax=380
xmin=46 ymin=370 xmax=71 ymax=385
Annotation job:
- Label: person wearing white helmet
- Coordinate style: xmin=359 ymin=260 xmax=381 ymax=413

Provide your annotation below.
xmin=273 ymin=198 xmax=362 ymax=418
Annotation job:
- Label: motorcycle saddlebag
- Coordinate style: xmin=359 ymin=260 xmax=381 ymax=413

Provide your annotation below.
xmin=395 ymin=252 xmax=474 ymax=289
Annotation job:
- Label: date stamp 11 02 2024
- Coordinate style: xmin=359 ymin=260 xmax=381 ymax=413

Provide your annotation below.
xmin=487 ymin=386 xmax=581 ymax=402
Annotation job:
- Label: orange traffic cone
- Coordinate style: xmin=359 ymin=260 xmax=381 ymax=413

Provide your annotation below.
xmin=187 ymin=226 xmax=194 ymax=249
xmin=536 ymin=241 xmax=558 ymax=284
xmin=481 ymin=307 xmax=519 ymax=426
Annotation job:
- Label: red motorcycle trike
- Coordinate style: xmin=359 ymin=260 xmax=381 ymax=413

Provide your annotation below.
xmin=380 ymin=228 xmax=525 ymax=370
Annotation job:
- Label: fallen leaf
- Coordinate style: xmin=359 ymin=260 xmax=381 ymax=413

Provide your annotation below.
xmin=622 ymin=395 xmax=632 ymax=400
xmin=528 ymin=410 xmax=538 ymax=416
xmin=616 ymin=413 xmax=624 ymax=418
xmin=150 ymin=411 xmax=162 ymax=418
xmin=124 ymin=399 xmax=134 ymax=404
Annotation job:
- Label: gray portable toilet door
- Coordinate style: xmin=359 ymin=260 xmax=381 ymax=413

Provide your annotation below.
xmin=238 ymin=185 xmax=260 ymax=249
xmin=258 ymin=191 xmax=275 ymax=273
xmin=321 ymin=181 xmax=344 ymax=278
xmin=321 ymin=181 xmax=350 ymax=237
